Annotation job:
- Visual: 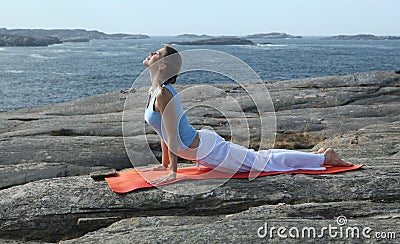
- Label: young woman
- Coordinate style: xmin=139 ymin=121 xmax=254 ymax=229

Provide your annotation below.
xmin=143 ymin=46 xmax=352 ymax=184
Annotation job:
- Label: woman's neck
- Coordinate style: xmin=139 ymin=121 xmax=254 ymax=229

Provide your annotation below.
xmin=150 ymin=72 xmax=166 ymax=90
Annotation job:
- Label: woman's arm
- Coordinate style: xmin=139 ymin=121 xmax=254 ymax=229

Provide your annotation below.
xmin=142 ymin=137 xmax=169 ymax=172
xmin=160 ymin=137 xmax=170 ymax=168
xmin=150 ymin=88 xmax=179 ymax=184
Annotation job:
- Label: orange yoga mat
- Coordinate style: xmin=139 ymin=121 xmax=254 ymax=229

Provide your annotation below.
xmin=105 ymin=164 xmax=364 ymax=193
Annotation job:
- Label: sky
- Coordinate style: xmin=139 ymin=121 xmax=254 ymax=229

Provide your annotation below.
xmin=1 ymin=0 xmax=399 ymax=36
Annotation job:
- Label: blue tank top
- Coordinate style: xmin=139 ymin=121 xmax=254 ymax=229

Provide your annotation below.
xmin=144 ymin=84 xmax=198 ymax=151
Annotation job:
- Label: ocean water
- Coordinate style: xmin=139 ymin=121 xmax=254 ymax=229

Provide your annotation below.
xmin=1 ymin=36 xmax=399 ymax=112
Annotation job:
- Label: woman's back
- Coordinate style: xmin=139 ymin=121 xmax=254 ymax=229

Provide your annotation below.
xmin=144 ymin=84 xmax=198 ymax=151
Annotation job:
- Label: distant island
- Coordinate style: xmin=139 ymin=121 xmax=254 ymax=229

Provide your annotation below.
xmin=0 ymin=34 xmax=62 ymax=47
xmin=170 ymin=37 xmax=255 ymax=45
xmin=106 ymin=33 xmax=150 ymax=40
xmin=0 ymin=28 xmax=150 ymax=47
xmin=324 ymin=34 xmax=400 ymax=40
xmin=246 ymin=32 xmax=303 ymax=39
xmin=175 ymin=34 xmax=213 ymax=38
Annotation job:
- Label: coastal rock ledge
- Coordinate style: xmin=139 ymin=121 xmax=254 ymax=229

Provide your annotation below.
xmin=0 ymin=34 xmax=62 ymax=47
xmin=0 ymin=71 xmax=399 ymax=243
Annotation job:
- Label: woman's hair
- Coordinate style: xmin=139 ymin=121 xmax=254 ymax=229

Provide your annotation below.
xmin=162 ymin=45 xmax=182 ymax=85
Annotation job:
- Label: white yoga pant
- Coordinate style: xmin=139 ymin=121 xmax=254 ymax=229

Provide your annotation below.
xmin=194 ymin=129 xmax=326 ymax=173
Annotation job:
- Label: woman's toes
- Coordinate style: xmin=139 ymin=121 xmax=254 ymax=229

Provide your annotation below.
xmin=340 ymin=160 xmax=353 ymax=166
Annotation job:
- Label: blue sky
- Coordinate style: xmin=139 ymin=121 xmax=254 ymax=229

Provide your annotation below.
xmin=1 ymin=0 xmax=399 ymax=36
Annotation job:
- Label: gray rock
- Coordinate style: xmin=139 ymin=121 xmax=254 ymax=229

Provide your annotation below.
xmin=0 ymin=34 xmax=62 ymax=47
xmin=0 ymin=71 xmax=399 ymax=242
xmin=1 ymin=71 xmax=399 ymax=186
xmin=1 ymin=120 xmax=399 ymax=242
xmin=61 ymin=201 xmax=399 ymax=243
xmin=0 ymin=162 xmax=110 ymax=189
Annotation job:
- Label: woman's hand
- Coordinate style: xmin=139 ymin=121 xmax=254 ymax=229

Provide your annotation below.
xmin=149 ymin=172 xmax=177 ymax=185
xmin=141 ymin=165 xmax=168 ymax=172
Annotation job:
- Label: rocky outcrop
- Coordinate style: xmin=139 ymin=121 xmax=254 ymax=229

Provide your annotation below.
xmin=175 ymin=34 xmax=213 ymax=38
xmin=61 ymin=201 xmax=400 ymax=243
xmin=246 ymin=32 xmax=303 ymax=39
xmin=0 ymin=34 xmax=62 ymax=46
xmin=62 ymin=38 xmax=90 ymax=43
xmin=0 ymin=71 xmax=399 ymax=242
xmin=1 ymin=121 xmax=399 ymax=242
xmin=170 ymin=37 xmax=255 ymax=45
xmin=107 ymin=33 xmax=150 ymax=40
xmin=0 ymin=28 xmax=149 ymax=42
xmin=324 ymin=34 xmax=400 ymax=40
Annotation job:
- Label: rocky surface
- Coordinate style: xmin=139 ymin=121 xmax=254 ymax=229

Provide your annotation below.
xmin=61 ymin=201 xmax=399 ymax=243
xmin=170 ymin=37 xmax=255 ymax=45
xmin=0 ymin=34 xmax=62 ymax=47
xmin=0 ymin=71 xmax=399 ymax=243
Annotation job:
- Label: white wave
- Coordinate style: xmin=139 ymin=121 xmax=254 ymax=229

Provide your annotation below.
xmin=30 ymin=54 xmax=53 ymax=59
xmin=6 ymin=70 xmax=25 ymax=74
xmin=51 ymin=71 xmax=74 ymax=76
xmin=257 ymin=44 xmax=287 ymax=47
xmin=49 ymin=49 xmax=71 ymax=53
xmin=239 ymin=44 xmax=288 ymax=50
xmin=93 ymin=51 xmax=110 ymax=56
xmin=95 ymin=51 xmax=132 ymax=56
xmin=127 ymin=45 xmax=146 ymax=50
xmin=128 ymin=46 xmax=146 ymax=50
xmin=0 ymin=48 xmax=5 ymax=51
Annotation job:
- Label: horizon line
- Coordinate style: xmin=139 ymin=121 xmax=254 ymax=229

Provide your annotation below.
xmin=1 ymin=27 xmax=400 ymax=37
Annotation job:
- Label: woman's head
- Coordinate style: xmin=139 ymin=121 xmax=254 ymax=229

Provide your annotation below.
xmin=143 ymin=45 xmax=182 ymax=84
xmin=161 ymin=46 xmax=182 ymax=84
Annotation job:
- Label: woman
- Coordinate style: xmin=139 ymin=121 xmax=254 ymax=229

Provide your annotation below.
xmin=143 ymin=46 xmax=352 ymax=184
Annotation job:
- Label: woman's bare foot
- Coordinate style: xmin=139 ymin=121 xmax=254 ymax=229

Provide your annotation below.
xmin=323 ymin=148 xmax=353 ymax=166
xmin=316 ymin=147 xmax=326 ymax=154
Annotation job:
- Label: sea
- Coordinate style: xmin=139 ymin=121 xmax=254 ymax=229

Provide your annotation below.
xmin=1 ymin=36 xmax=399 ymax=112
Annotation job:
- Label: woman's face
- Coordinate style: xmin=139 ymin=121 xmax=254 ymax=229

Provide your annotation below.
xmin=143 ymin=48 xmax=166 ymax=67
